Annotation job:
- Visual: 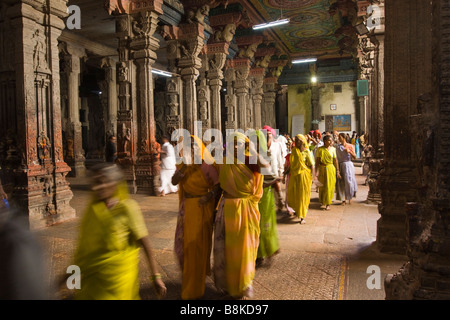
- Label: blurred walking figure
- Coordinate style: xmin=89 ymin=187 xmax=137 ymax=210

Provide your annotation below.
xmin=286 ymin=134 xmax=316 ymax=224
xmin=105 ymin=135 xmax=117 ymax=163
xmin=335 ymin=133 xmax=358 ymax=205
xmin=158 ymin=135 xmax=178 ymax=197
xmin=172 ymin=135 xmax=220 ymax=300
xmin=74 ymin=163 xmax=166 ymax=300
xmin=0 ymin=176 xmax=47 ymax=299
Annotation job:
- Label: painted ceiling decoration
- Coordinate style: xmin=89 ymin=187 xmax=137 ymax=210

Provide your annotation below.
xmin=243 ymin=0 xmax=362 ymax=60
xmin=72 ymin=0 xmax=366 ymax=84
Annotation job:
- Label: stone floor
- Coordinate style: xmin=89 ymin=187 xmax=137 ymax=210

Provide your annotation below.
xmin=33 ymin=167 xmax=407 ymax=301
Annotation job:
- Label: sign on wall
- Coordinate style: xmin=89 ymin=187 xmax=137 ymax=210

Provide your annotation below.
xmin=357 ymin=80 xmax=369 ymax=96
xmin=325 ymin=114 xmax=352 ymax=132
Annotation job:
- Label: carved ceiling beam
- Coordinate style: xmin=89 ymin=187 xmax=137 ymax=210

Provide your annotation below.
xmin=105 ymin=0 xmax=164 ymax=15
xmin=208 ymin=3 xmax=243 ymax=44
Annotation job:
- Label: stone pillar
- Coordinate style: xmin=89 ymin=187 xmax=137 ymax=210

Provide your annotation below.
xmin=179 ymin=22 xmax=205 ymax=134
xmin=233 ymin=58 xmax=251 ymax=130
xmin=207 ymin=42 xmax=229 ymax=132
xmin=377 ymin=0 xmax=432 ymax=255
xmin=249 ymin=67 xmax=265 ymax=130
xmin=384 ymin=0 xmax=450 ymax=300
xmin=131 ymin=9 xmax=163 ymax=195
xmin=224 ymin=64 xmax=237 ymax=130
xmin=115 ymin=13 xmax=137 ymax=192
xmin=365 ymin=33 xmax=385 ymax=204
xmin=112 ymin=1 xmax=164 ymax=195
xmin=264 ymin=56 xmax=287 ymax=129
xmin=100 ymin=57 xmax=118 ymax=139
xmin=263 ymin=77 xmax=278 ymax=129
xmin=197 ymin=53 xmax=210 ymax=135
xmin=163 ymin=29 xmax=183 ymax=136
xmin=276 ymin=85 xmax=289 ymax=134
xmin=0 ymin=0 xmax=75 ymax=228
xmin=208 ymin=3 xmax=242 ymax=133
xmin=58 ymin=41 xmax=86 ymax=177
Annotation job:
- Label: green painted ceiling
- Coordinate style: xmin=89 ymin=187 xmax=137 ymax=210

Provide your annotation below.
xmin=245 ymin=0 xmax=356 ymax=60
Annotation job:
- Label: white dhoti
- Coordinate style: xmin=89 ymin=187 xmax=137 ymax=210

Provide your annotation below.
xmin=159 ymin=168 xmax=178 ymax=194
xmin=159 ymin=142 xmax=178 ymax=195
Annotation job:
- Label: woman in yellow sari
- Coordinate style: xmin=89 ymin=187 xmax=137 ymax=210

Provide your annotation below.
xmin=287 ymin=134 xmax=316 ymax=224
xmin=213 ymin=132 xmax=268 ymax=299
xmin=74 ymin=163 xmax=166 ymax=300
xmin=315 ymin=135 xmax=341 ymax=210
xmin=172 ymin=135 xmax=220 ymax=300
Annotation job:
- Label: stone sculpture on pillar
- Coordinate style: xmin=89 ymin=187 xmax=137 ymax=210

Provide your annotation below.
xmin=0 ymin=0 xmax=76 ymax=228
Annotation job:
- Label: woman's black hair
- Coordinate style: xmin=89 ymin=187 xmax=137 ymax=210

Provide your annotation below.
xmin=323 ymin=134 xmax=333 ymax=142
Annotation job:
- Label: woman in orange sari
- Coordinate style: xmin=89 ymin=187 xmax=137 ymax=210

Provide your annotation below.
xmin=172 ymin=135 xmax=220 ymax=300
xmin=213 ymin=132 xmax=268 ymax=299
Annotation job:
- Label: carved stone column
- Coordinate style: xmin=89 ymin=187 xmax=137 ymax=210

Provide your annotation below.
xmin=179 ymin=22 xmax=205 ymax=133
xmin=130 ymin=8 xmax=163 ymax=195
xmin=111 ymin=1 xmax=164 ymax=195
xmin=377 ymin=0 xmax=431 ymax=255
xmin=263 ymin=77 xmax=278 ymax=129
xmin=233 ymin=58 xmax=251 ymax=130
xmin=224 ymin=64 xmax=237 ymax=130
xmin=163 ymin=28 xmax=183 ymax=136
xmin=115 ymin=13 xmax=136 ymax=192
xmin=100 ymin=57 xmax=118 ymax=139
xmin=197 ymin=53 xmax=210 ymax=135
xmin=263 ymin=56 xmax=287 ymax=129
xmin=356 ymin=0 xmax=386 ymax=205
xmin=384 ymin=0 xmax=450 ymax=300
xmin=59 ymin=41 xmax=86 ymax=177
xmin=249 ymin=67 xmax=265 ymax=130
xmin=0 ymin=0 xmax=75 ymax=228
xmin=276 ymin=85 xmax=289 ymax=133
xmin=207 ymin=42 xmax=229 ymax=132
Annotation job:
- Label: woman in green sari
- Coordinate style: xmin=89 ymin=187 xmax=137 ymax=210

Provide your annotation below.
xmin=73 ymin=163 xmax=166 ymax=300
xmin=251 ymin=130 xmax=280 ymax=267
xmin=315 ymin=135 xmax=341 ymax=210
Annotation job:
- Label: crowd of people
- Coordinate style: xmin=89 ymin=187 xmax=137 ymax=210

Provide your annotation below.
xmin=75 ymin=127 xmax=364 ymax=300
xmin=0 ymin=127 xmax=365 ymax=300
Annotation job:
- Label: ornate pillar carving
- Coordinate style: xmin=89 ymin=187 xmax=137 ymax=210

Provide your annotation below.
xmin=162 ymin=26 xmax=183 ymax=136
xmin=377 ymin=0 xmax=431 ymax=255
xmin=208 ymin=5 xmax=241 ymax=133
xmin=99 ymin=57 xmax=118 ymax=140
xmin=252 ymin=45 xmax=275 ymax=129
xmin=263 ymin=56 xmax=287 ymax=129
xmin=131 ymin=8 xmax=163 ymax=195
xmin=0 ymin=0 xmax=75 ymax=228
xmin=111 ymin=0 xmax=164 ymax=195
xmin=233 ymin=58 xmax=251 ymax=130
xmin=262 ymin=78 xmax=277 ymax=129
xmin=179 ymin=22 xmax=205 ymax=133
xmin=356 ymin=0 xmax=385 ymax=204
xmin=58 ymin=41 xmax=86 ymax=177
xmin=234 ymin=30 xmax=262 ymax=130
xmin=249 ymin=67 xmax=265 ymax=130
xmin=206 ymin=42 xmax=229 ymax=132
xmin=224 ymin=64 xmax=237 ymax=130
xmin=384 ymin=0 xmax=450 ymax=300
xmin=115 ymin=13 xmax=136 ymax=192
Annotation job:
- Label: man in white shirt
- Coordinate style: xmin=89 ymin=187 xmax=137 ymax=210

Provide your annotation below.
xmin=158 ymin=136 xmax=178 ymax=196
xmin=263 ymin=126 xmax=285 ymax=211
xmin=276 ymin=133 xmax=288 ymax=169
